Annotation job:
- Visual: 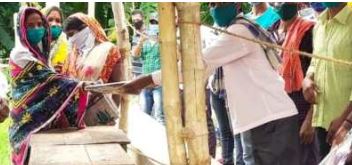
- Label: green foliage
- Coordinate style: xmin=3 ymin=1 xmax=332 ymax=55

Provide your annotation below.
xmin=200 ymin=2 xmax=213 ymax=25
xmin=0 ymin=2 xmax=20 ymax=58
xmin=60 ymin=2 xmax=88 ymax=18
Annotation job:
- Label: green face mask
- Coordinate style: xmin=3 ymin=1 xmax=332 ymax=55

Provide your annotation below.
xmin=50 ymin=25 xmax=62 ymax=40
xmin=322 ymin=2 xmax=342 ymax=8
xmin=275 ymin=3 xmax=298 ymax=21
xmin=27 ymin=27 xmax=45 ymax=45
xmin=210 ymin=4 xmax=237 ymax=27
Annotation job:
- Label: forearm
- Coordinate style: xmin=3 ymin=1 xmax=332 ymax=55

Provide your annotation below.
xmin=131 ymin=42 xmax=143 ymax=57
xmin=304 ymin=107 xmax=314 ymax=124
xmin=341 ymin=102 xmax=352 ymax=129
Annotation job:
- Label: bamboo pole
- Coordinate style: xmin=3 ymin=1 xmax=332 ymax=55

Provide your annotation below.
xmin=45 ymin=2 xmax=60 ymax=7
xmin=88 ymin=2 xmax=95 ymax=18
xmin=158 ymin=3 xmax=188 ymax=165
xmin=176 ymin=2 xmax=210 ymax=165
xmin=111 ymin=2 xmax=132 ymax=133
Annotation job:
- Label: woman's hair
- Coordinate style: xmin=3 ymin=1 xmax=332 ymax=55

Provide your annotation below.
xmin=63 ymin=17 xmax=87 ymax=32
xmin=44 ymin=6 xmax=64 ymax=23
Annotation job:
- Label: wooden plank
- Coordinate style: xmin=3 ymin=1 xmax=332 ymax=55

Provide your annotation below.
xmin=31 ymin=126 xmax=130 ymax=146
xmin=85 ymin=144 xmax=134 ymax=165
xmin=29 ymin=145 xmax=91 ymax=165
xmin=29 ymin=144 xmax=134 ymax=165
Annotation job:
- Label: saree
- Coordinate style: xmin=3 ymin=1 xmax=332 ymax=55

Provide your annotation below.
xmin=61 ymin=13 xmax=121 ymax=126
xmin=8 ymin=8 xmax=88 ymax=165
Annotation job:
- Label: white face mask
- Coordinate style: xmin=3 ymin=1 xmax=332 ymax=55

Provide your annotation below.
xmin=68 ymin=27 xmax=96 ymax=56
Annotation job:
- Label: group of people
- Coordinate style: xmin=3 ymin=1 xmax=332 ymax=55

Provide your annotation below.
xmin=120 ymin=2 xmax=352 ymax=165
xmin=0 ymin=5 xmax=124 ymax=165
xmin=0 ymin=2 xmax=351 ymax=165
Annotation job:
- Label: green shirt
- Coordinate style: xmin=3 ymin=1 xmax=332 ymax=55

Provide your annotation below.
xmin=307 ymin=6 xmax=352 ymax=129
xmin=141 ymin=40 xmax=161 ymax=74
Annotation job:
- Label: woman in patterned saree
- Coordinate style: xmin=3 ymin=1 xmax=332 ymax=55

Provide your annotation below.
xmin=8 ymin=7 xmax=88 ymax=165
xmin=62 ymin=13 xmax=123 ymax=126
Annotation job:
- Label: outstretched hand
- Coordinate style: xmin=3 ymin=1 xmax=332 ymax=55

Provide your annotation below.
xmin=119 ymin=75 xmax=155 ymax=95
xmin=0 ymin=98 xmax=9 ymax=123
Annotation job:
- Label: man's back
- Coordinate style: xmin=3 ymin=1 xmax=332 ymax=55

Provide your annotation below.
xmin=203 ymin=23 xmax=297 ymax=134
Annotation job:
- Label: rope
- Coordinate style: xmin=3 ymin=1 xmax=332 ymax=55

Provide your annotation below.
xmin=179 ymin=21 xmax=352 ymax=67
xmin=126 ymin=19 xmax=352 ymax=67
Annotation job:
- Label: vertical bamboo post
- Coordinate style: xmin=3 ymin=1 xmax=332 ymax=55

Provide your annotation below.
xmin=111 ymin=2 xmax=132 ymax=133
xmin=45 ymin=2 xmax=60 ymax=7
xmin=88 ymin=2 xmax=95 ymax=17
xmin=176 ymin=2 xmax=210 ymax=165
xmin=158 ymin=3 xmax=188 ymax=165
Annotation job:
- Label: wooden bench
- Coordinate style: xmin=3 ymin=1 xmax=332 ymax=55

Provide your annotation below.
xmin=29 ymin=126 xmax=135 ymax=165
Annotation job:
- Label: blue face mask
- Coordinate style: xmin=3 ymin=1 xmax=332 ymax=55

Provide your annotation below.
xmin=310 ymin=2 xmax=326 ymax=12
xmin=210 ymin=4 xmax=237 ymax=27
xmin=50 ymin=25 xmax=62 ymax=40
xmin=322 ymin=2 xmax=342 ymax=8
xmin=27 ymin=27 xmax=45 ymax=45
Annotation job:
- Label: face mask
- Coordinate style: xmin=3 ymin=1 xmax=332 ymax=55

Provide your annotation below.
xmin=68 ymin=27 xmax=96 ymax=56
xmin=50 ymin=25 xmax=62 ymax=40
xmin=27 ymin=27 xmax=45 ymax=45
xmin=310 ymin=2 xmax=326 ymax=12
xmin=148 ymin=24 xmax=159 ymax=37
xmin=274 ymin=3 xmax=298 ymax=21
xmin=133 ymin=20 xmax=143 ymax=30
xmin=322 ymin=2 xmax=342 ymax=8
xmin=210 ymin=4 xmax=237 ymax=27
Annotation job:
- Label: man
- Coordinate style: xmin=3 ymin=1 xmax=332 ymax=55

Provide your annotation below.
xmin=131 ymin=12 xmax=164 ymax=124
xmin=124 ymin=2 xmax=299 ymax=164
xmin=246 ymin=2 xmax=280 ymax=30
xmin=131 ymin=9 xmax=145 ymax=78
xmin=302 ymin=2 xmax=352 ymax=160
xmin=272 ymin=3 xmax=319 ymax=165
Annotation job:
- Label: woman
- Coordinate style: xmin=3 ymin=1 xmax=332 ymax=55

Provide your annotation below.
xmin=272 ymin=3 xmax=318 ymax=164
xmin=62 ymin=13 xmax=123 ymax=126
xmin=42 ymin=6 xmax=68 ymax=72
xmin=8 ymin=7 xmax=88 ymax=165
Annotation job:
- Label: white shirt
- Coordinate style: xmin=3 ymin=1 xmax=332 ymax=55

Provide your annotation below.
xmin=152 ymin=24 xmax=297 ymax=134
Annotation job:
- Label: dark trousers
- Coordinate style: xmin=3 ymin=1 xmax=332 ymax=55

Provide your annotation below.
xmin=210 ymin=92 xmax=235 ymax=165
xmin=316 ymin=127 xmax=331 ymax=161
xmin=247 ymin=115 xmax=300 ymax=165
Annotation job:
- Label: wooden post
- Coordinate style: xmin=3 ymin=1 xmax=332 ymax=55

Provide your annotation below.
xmin=45 ymin=2 xmax=60 ymax=7
xmin=158 ymin=3 xmax=188 ymax=165
xmin=111 ymin=2 xmax=132 ymax=133
xmin=176 ymin=2 xmax=210 ymax=165
xmin=88 ymin=2 xmax=95 ymax=17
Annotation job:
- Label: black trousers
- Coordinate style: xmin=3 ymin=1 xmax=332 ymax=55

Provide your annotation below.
xmin=245 ymin=115 xmax=300 ymax=165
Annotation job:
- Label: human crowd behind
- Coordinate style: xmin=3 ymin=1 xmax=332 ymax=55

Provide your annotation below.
xmin=0 ymin=2 xmax=351 ymax=165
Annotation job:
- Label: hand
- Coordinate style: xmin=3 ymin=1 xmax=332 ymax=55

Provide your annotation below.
xmin=54 ymin=64 xmax=63 ymax=73
xmin=0 ymin=98 xmax=9 ymax=123
xmin=119 ymin=81 xmax=142 ymax=95
xmin=332 ymin=126 xmax=349 ymax=147
xmin=300 ymin=117 xmax=315 ymax=144
xmin=119 ymin=75 xmax=155 ymax=95
xmin=327 ymin=117 xmax=345 ymax=144
xmin=302 ymin=77 xmax=319 ymax=104
xmin=82 ymin=81 xmax=99 ymax=92
xmin=345 ymin=151 xmax=352 ymax=165
xmin=139 ymin=33 xmax=148 ymax=43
